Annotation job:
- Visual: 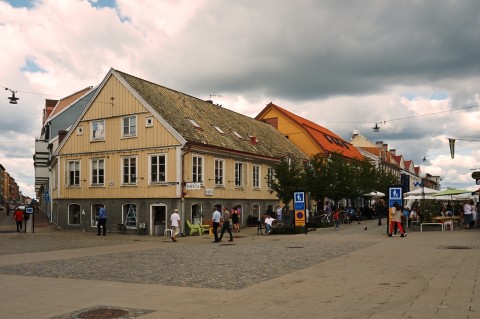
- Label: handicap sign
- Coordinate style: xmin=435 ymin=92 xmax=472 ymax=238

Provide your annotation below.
xmin=294 ymin=192 xmax=305 ymax=210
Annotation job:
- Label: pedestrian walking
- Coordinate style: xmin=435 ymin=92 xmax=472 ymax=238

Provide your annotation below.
xmin=212 ymin=205 xmax=222 ymax=243
xmin=170 ymin=208 xmax=181 ymax=242
xmin=333 ymin=208 xmax=340 ymax=230
xmin=13 ymin=206 xmax=24 ymax=233
xmin=375 ymin=199 xmax=386 ymax=226
xmin=97 ymin=206 xmax=107 ymax=236
xmin=219 ymin=207 xmax=233 ymax=242
xmin=388 ymin=202 xmax=407 ymax=237
xmin=231 ymin=207 xmax=240 ymax=233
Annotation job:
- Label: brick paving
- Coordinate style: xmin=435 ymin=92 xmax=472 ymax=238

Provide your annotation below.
xmin=0 ymin=211 xmax=479 ymax=319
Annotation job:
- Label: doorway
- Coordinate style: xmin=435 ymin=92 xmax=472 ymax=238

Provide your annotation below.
xmin=150 ymin=204 xmax=167 ymax=236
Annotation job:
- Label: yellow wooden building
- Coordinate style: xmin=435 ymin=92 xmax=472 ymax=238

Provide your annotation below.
xmin=51 ymin=69 xmax=306 ymax=234
xmin=256 ymin=102 xmax=363 ymax=161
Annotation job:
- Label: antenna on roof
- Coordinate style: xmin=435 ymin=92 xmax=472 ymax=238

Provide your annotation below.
xmin=207 ymin=93 xmax=223 ymax=106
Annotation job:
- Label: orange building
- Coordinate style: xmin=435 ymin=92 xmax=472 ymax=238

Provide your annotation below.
xmin=255 ymin=102 xmax=363 ymax=161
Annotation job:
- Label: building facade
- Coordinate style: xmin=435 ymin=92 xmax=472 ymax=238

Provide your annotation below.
xmin=50 ymin=69 xmax=306 ymax=234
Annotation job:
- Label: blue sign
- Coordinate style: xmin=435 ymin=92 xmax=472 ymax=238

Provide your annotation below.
xmin=389 ymin=187 xmax=402 ymax=208
xmin=294 ymin=191 xmax=305 ymax=210
xmin=389 ymin=188 xmax=401 ymax=200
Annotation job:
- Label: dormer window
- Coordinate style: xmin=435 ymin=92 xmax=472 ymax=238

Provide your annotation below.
xmin=214 ymin=126 xmax=225 ymax=134
xmin=188 ymin=119 xmax=201 ymax=129
xmin=232 ymin=131 xmax=243 ymax=139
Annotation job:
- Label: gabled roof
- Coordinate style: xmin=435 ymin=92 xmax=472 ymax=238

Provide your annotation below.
xmin=113 ymin=70 xmax=307 ymax=161
xmin=256 ymin=102 xmax=363 ymax=160
xmin=47 ymin=87 xmax=93 ymax=121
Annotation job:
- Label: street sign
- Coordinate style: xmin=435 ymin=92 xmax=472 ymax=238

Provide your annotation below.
xmin=294 ymin=192 xmax=305 ymax=210
xmin=185 ymin=182 xmax=201 ymax=190
xmin=388 ymin=186 xmax=402 ymax=208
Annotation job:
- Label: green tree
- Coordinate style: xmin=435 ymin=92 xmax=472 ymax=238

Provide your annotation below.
xmin=268 ymin=158 xmax=304 ymax=211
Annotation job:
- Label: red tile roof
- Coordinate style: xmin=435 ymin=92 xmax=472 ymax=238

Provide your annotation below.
xmin=256 ymin=103 xmax=364 ymax=160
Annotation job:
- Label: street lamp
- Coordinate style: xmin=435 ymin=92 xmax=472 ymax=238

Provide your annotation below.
xmin=5 ymin=88 xmax=19 ymax=104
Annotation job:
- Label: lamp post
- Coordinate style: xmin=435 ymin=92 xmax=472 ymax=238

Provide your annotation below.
xmin=4 ymin=88 xmax=19 ymax=104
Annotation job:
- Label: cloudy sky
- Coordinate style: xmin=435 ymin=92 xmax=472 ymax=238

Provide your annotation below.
xmin=1 ymin=0 xmax=480 ymax=199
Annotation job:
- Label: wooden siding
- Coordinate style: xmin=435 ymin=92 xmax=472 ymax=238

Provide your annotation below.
xmin=57 ymin=75 xmax=182 ymax=199
xmin=182 ymin=152 xmax=278 ymax=201
xmin=61 ymin=75 xmax=181 ymax=155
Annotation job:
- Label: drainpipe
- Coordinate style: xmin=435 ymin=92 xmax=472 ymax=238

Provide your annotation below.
xmin=180 ymin=145 xmax=191 ymax=236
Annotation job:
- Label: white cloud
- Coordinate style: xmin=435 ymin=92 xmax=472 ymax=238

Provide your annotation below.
xmin=2 ymin=0 xmax=480 ymax=198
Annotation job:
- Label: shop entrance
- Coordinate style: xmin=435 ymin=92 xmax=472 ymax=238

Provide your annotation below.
xmin=151 ymin=204 xmax=167 ymax=236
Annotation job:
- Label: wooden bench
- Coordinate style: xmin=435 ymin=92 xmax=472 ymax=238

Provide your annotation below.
xmin=420 ymin=223 xmax=444 ymax=232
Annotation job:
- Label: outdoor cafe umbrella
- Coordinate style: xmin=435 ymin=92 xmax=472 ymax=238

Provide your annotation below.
xmin=404 ymin=187 xmax=438 ymax=196
xmin=432 ymin=188 xmax=470 ymax=198
xmin=363 ymin=191 xmax=385 ymax=199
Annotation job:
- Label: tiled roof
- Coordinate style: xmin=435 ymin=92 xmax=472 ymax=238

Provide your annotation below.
xmin=48 ymin=87 xmax=93 ymax=120
xmin=115 ymin=70 xmax=307 ymax=161
xmin=257 ymin=103 xmax=363 ymax=160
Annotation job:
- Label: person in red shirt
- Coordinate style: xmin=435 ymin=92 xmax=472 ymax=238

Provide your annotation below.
xmin=13 ymin=207 xmax=24 ymax=233
xmin=333 ymin=209 xmax=340 ymax=230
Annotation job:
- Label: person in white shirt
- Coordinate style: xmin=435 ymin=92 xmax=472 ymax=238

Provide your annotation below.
xmin=212 ymin=205 xmax=222 ymax=243
xmin=170 ymin=208 xmax=181 ymax=242
xmin=276 ymin=205 xmax=283 ymax=221
xmin=463 ymin=200 xmax=474 ymax=229
xmin=264 ymin=215 xmax=276 ymax=235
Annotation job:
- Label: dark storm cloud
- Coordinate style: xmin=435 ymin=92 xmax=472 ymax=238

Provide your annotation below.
xmin=168 ymin=0 xmax=480 ymax=101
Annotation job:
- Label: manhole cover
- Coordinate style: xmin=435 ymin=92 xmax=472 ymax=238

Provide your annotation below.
xmin=78 ymin=308 xmax=129 ymax=318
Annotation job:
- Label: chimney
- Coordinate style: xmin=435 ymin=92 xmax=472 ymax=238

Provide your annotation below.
xmin=351 ymin=129 xmax=359 ymax=139
xmin=250 ymin=136 xmax=258 ymax=144
xmin=58 ymin=130 xmax=68 ymax=144
xmin=390 ymin=149 xmax=396 ymax=156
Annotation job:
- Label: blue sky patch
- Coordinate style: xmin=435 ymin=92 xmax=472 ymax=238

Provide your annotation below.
xmin=402 ymin=92 xmax=449 ymax=101
xmin=429 ymin=92 xmax=449 ymax=100
xmin=21 ymin=59 xmax=45 ymax=73
xmin=88 ymin=0 xmax=116 ymax=9
xmin=3 ymin=0 xmax=35 ymax=8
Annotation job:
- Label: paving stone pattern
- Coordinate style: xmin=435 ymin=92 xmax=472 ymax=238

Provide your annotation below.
xmin=0 ymin=239 xmax=372 ymax=290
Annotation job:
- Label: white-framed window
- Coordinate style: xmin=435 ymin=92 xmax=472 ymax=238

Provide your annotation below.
xmin=253 ymin=164 xmax=260 ymax=189
xmin=122 ymin=156 xmax=137 ymax=185
xmin=68 ymin=203 xmax=81 ymax=225
xmin=235 ymin=162 xmax=243 ymax=187
xmin=91 ymin=158 xmax=105 ymax=186
xmin=67 ymin=160 xmax=80 ymax=186
xmin=214 ymin=159 xmax=224 ymax=186
xmin=146 ymin=117 xmax=153 ymax=127
xmin=150 ymin=154 xmax=166 ymax=183
xmin=123 ymin=204 xmax=137 ymax=228
xmin=91 ymin=120 xmax=105 ymax=141
xmin=122 ymin=115 xmax=137 ymax=138
xmin=192 ymin=155 xmax=203 ymax=183
xmin=267 ymin=167 xmax=274 ymax=189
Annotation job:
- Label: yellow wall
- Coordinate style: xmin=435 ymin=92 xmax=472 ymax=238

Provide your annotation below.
xmin=55 ymin=74 xmax=278 ymax=202
xmin=259 ymin=109 xmax=321 ymax=157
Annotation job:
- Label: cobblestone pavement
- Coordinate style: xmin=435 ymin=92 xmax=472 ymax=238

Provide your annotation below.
xmin=1 ymin=212 xmax=479 ymax=319
xmin=0 ymin=213 xmax=374 ymax=290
